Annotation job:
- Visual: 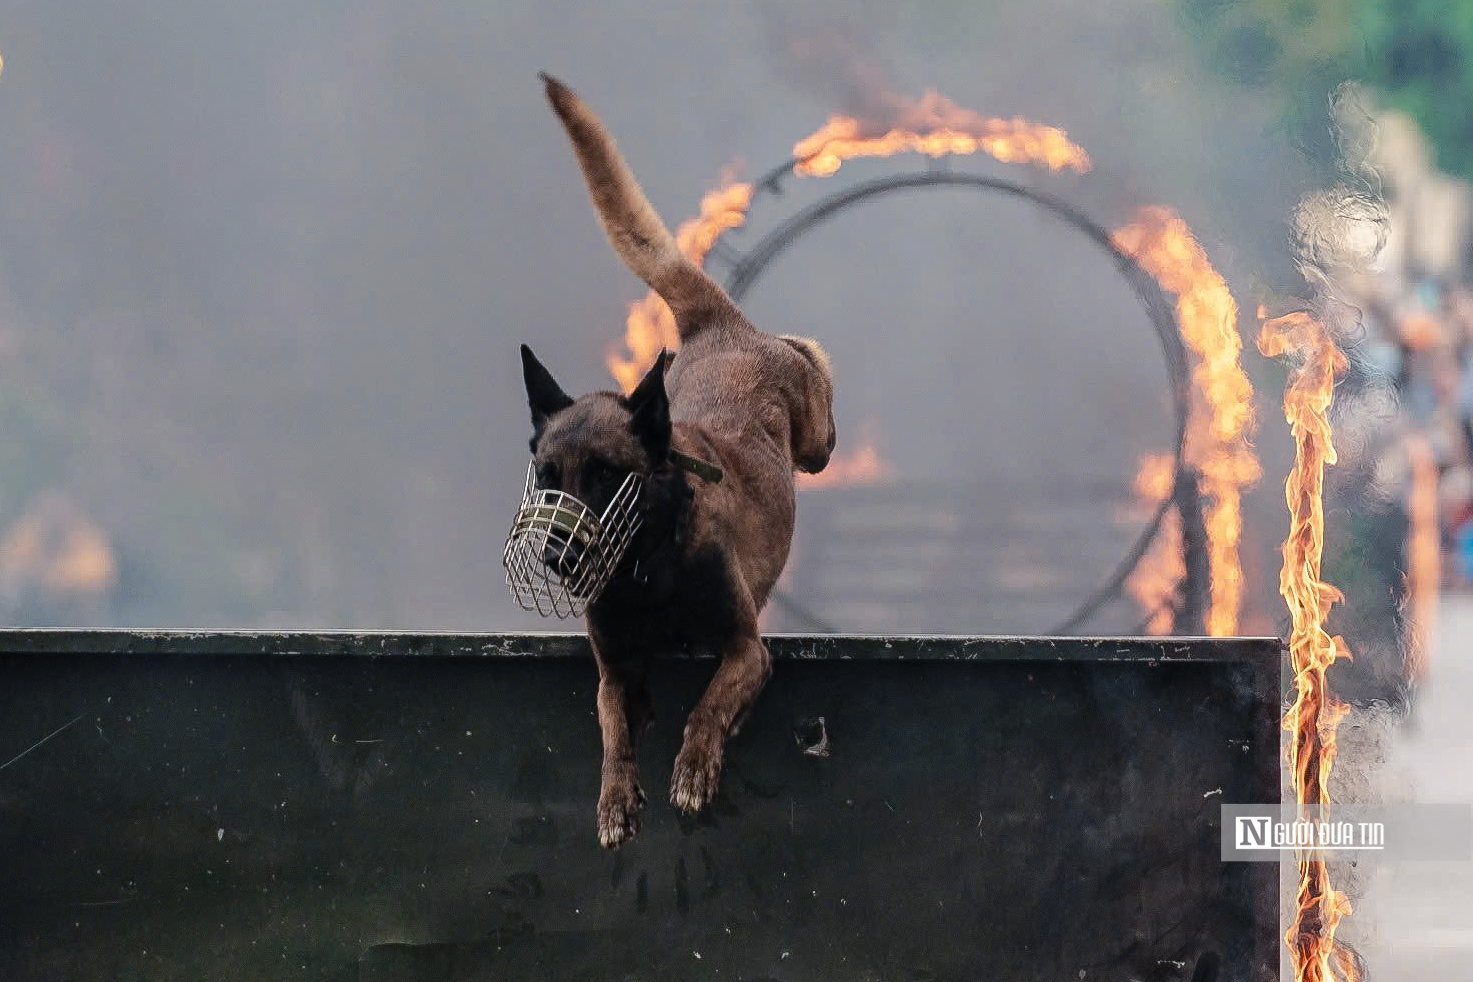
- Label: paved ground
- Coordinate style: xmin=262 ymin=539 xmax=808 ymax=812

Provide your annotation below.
xmin=1359 ymin=595 xmax=1473 ymax=980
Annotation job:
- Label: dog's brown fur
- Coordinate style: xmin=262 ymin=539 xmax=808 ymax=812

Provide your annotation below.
xmin=522 ymin=74 xmax=836 ymax=848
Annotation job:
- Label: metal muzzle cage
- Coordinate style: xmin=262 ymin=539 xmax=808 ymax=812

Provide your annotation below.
xmin=502 ymin=461 xmax=644 ymax=618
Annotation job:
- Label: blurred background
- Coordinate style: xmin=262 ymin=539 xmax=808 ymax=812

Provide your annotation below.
xmin=3 ymin=0 xmax=1473 ymax=974
xmin=1 ymin=0 xmax=1465 ymax=644
xmin=0 ymin=0 xmax=1334 ymax=635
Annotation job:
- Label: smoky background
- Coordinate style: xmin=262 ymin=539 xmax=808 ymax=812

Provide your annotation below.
xmin=0 ymin=0 xmax=1319 ymax=637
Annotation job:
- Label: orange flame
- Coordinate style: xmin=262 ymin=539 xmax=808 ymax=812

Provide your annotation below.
xmin=607 ymin=168 xmax=753 ymax=393
xmin=1257 ymin=309 xmax=1357 ymax=982
xmin=792 ymin=89 xmax=1091 ymax=177
xmin=1113 ymin=207 xmax=1259 ymax=636
xmin=605 ymin=95 xmax=1256 ymax=538
xmin=1124 ymin=453 xmax=1184 ymax=633
xmin=609 ymin=91 xmax=1090 ymax=394
xmin=0 ymin=496 xmax=119 ymax=601
xmin=1404 ymin=435 xmax=1439 ymax=680
xmin=796 ymin=437 xmax=892 ymax=489
xmin=1131 ymin=451 xmax=1176 ymax=502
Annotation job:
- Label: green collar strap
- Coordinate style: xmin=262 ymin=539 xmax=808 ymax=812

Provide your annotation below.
xmin=668 ymin=449 xmax=723 ymax=483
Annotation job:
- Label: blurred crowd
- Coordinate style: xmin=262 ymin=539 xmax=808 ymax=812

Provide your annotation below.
xmin=1352 ymin=110 xmax=1473 ymax=591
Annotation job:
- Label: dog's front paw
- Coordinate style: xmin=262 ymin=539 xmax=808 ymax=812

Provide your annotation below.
xmin=597 ymin=772 xmax=646 ymax=849
xmin=669 ymin=739 xmax=722 ymax=814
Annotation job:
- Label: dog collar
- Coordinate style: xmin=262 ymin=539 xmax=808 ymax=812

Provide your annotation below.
xmin=622 ymin=460 xmax=701 ymax=585
xmin=669 ymin=449 xmax=722 ymax=483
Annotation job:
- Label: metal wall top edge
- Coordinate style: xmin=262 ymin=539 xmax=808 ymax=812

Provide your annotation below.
xmin=0 ymin=629 xmax=1283 ymax=662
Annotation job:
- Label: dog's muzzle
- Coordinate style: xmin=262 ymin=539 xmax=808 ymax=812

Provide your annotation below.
xmin=501 ymin=462 xmax=644 ymax=618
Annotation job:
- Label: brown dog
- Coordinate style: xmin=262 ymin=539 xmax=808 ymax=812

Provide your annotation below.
xmin=520 ymin=74 xmax=836 ymax=848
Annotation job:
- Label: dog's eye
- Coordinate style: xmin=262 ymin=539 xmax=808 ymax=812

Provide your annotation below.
xmin=536 ymin=463 xmax=560 ymax=488
xmin=593 ymin=462 xmax=620 ymax=485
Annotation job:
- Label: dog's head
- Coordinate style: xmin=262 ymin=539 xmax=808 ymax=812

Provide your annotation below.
xmin=519 ymin=345 xmax=671 ymax=574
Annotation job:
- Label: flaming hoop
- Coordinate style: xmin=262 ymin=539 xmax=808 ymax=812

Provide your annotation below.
xmin=600 ymin=88 xmax=1266 ymax=641
xmin=705 ymin=163 xmax=1207 ymax=636
xmin=604 ymin=90 xmax=1256 ymax=637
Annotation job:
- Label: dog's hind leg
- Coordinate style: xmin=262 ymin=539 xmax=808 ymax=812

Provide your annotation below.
xmin=670 ymin=624 xmax=772 ymax=814
xmin=594 ymin=657 xmax=653 ymax=849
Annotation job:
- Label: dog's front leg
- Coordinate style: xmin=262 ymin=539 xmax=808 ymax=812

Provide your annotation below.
xmin=595 ymin=660 xmax=652 ymax=849
xmin=670 ymin=630 xmax=772 ymax=813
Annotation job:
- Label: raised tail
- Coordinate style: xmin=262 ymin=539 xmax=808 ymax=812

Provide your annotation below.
xmin=540 ymin=73 xmax=741 ymax=339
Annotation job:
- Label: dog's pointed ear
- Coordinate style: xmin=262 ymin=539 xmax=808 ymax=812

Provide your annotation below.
xmin=626 ymin=349 xmax=671 ymax=462
xmin=521 ymin=344 xmax=574 ymax=448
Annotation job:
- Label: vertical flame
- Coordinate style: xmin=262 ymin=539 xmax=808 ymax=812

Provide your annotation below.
xmin=1257 ymin=309 xmax=1357 ymax=982
xmin=1125 ymin=453 xmax=1185 ymax=633
xmin=1404 ymin=435 xmax=1440 ymax=680
xmin=607 ymin=168 xmax=753 ymax=393
xmin=1113 ymin=207 xmax=1259 ymax=636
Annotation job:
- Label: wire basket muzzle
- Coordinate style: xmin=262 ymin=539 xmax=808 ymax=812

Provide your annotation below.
xmin=502 ymin=462 xmax=644 ymax=618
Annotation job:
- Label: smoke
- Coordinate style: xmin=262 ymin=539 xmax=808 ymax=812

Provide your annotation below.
xmin=1271 ymin=83 xmax=1413 ymax=711
xmin=1291 ymin=190 xmax=1389 ymax=293
xmin=1272 ymin=80 xmax=1442 ymax=978
xmin=0 ymin=0 xmax=1323 ymax=642
xmin=754 ymin=2 xmax=909 ymax=122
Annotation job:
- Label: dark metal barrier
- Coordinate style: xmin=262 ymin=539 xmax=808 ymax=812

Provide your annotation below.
xmin=0 ymin=632 xmax=1280 ymax=981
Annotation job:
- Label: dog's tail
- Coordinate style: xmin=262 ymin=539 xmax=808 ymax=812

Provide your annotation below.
xmin=541 ymin=73 xmax=742 ymax=339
